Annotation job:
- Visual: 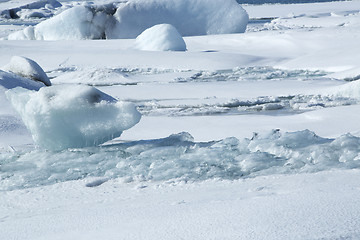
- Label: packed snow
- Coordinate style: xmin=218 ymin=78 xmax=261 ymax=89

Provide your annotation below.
xmin=1 ymin=0 xmax=360 ymax=239
xmin=134 ymin=24 xmax=186 ymax=51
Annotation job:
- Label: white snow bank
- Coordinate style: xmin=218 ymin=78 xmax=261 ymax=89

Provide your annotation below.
xmin=108 ymin=0 xmax=249 ymax=38
xmin=134 ymin=24 xmax=186 ymax=51
xmin=2 ymin=56 xmax=51 ymax=86
xmin=2 ymin=129 xmax=360 ymax=191
xmin=6 ymin=85 xmax=141 ymax=150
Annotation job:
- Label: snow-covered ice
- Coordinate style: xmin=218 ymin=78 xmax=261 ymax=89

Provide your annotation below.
xmin=1 ymin=0 xmax=360 ymax=239
xmin=134 ymin=24 xmax=186 ymax=51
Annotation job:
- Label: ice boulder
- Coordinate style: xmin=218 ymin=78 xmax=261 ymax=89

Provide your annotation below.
xmin=6 ymin=85 xmax=141 ymax=150
xmin=2 ymin=56 xmax=51 ymax=86
xmin=108 ymin=0 xmax=249 ymax=39
xmin=134 ymin=24 xmax=186 ymax=51
xmin=0 ymin=70 xmax=44 ymax=92
xmin=33 ymin=5 xmax=114 ymax=40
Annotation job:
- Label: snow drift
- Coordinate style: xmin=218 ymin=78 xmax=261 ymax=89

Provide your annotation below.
xmin=6 ymin=85 xmax=141 ymax=150
xmin=109 ymin=0 xmax=249 ymax=39
xmin=2 ymin=56 xmax=51 ymax=86
xmin=134 ymin=24 xmax=187 ymax=51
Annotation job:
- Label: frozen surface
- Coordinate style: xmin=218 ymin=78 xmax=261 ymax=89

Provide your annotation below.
xmin=2 ymin=129 xmax=360 ymax=191
xmin=109 ymin=0 xmax=249 ymax=38
xmin=2 ymin=56 xmax=51 ymax=86
xmin=6 ymin=85 xmax=141 ymax=150
xmin=134 ymin=24 xmax=186 ymax=52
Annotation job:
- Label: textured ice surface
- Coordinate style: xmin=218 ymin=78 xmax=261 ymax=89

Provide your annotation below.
xmin=109 ymin=0 xmax=249 ymax=38
xmin=6 ymin=85 xmax=141 ymax=150
xmin=134 ymin=24 xmax=186 ymax=52
xmin=2 ymin=130 xmax=360 ymax=191
xmin=2 ymin=56 xmax=51 ymax=86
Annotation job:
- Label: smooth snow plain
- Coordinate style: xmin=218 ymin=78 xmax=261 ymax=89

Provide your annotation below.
xmin=1 ymin=0 xmax=360 ymax=239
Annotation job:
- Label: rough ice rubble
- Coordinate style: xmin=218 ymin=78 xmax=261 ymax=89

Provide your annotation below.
xmin=2 ymin=129 xmax=360 ymax=191
xmin=110 ymin=0 xmax=249 ymax=39
xmin=6 ymin=0 xmax=249 ymax=40
xmin=6 ymin=85 xmax=141 ymax=150
xmin=134 ymin=24 xmax=187 ymax=51
xmin=2 ymin=56 xmax=51 ymax=86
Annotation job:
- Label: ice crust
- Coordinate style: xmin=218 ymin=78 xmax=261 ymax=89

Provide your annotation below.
xmin=2 ymin=56 xmax=51 ymax=86
xmin=110 ymin=0 xmax=249 ymax=39
xmin=134 ymin=24 xmax=187 ymax=52
xmin=5 ymin=85 xmax=141 ymax=150
xmin=2 ymin=130 xmax=360 ymax=191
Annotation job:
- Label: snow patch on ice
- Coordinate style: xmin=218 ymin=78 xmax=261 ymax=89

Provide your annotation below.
xmin=2 ymin=129 xmax=360 ymax=191
xmin=6 ymin=85 xmax=141 ymax=150
xmin=134 ymin=24 xmax=186 ymax=52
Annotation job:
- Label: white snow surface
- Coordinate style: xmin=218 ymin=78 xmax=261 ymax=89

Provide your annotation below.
xmin=108 ymin=0 xmax=249 ymax=38
xmin=6 ymin=85 xmax=141 ymax=150
xmin=134 ymin=24 xmax=186 ymax=51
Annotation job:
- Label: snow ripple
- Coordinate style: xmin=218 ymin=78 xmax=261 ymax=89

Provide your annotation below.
xmin=2 ymin=130 xmax=360 ymax=191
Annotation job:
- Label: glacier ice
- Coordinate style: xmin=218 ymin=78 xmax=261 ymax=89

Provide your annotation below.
xmin=134 ymin=24 xmax=187 ymax=52
xmin=5 ymin=85 xmax=141 ymax=150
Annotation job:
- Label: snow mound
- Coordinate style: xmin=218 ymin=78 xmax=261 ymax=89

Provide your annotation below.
xmin=6 ymin=85 xmax=141 ymax=150
xmin=108 ymin=0 xmax=249 ymax=39
xmin=3 ymin=129 xmax=360 ymax=190
xmin=2 ymin=56 xmax=51 ymax=86
xmin=134 ymin=24 xmax=186 ymax=51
